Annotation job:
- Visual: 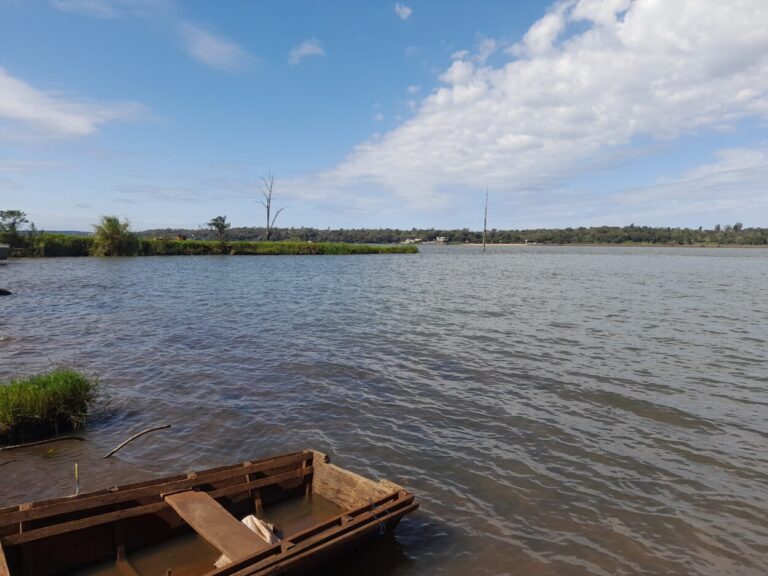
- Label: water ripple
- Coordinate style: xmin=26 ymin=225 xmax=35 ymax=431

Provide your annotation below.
xmin=1 ymin=247 xmax=767 ymax=575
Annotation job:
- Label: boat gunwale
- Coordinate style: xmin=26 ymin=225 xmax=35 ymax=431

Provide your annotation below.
xmin=0 ymin=451 xmax=311 ymax=526
xmin=208 ymin=490 xmax=416 ymax=576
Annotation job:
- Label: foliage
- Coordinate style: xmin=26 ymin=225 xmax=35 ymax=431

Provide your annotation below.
xmin=26 ymin=233 xmax=93 ymax=257
xmin=141 ymin=224 xmax=768 ymax=246
xmin=0 ymin=369 xmax=99 ymax=444
xmin=10 ymin=234 xmax=417 ymax=257
xmin=207 ymin=215 xmax=230 ymax=245
xmin=91 ymin=215 xmax=139 ymax=256
xmin=0 ymin=210 xmax=29 ymax=247
xmin=8 ymin=224 xmax=768 ymax=258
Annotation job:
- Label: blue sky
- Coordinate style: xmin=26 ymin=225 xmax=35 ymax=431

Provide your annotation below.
xmin=1 ymin=0 xmax=767 ymax=231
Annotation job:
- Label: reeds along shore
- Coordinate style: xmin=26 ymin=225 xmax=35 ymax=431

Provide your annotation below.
xmin=0 ymin=369 xmax=99 ymax=445
xmin=11 ymin=234 xmax=418 ymax=257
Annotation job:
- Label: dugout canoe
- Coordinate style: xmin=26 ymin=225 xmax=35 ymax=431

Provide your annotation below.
xmin=0 ymin=450 xmax=418 ymax=576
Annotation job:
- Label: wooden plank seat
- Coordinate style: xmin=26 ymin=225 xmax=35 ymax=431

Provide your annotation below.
xmin=164 ymin=491 xmax=268 ymax=562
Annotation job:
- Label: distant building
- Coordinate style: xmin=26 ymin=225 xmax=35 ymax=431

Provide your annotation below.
xmin=435 ymin=236 xmax=447 ymax=243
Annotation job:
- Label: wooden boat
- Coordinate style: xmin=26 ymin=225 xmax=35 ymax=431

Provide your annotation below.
xmin=0 ymin=450 xmax=418 ymax=576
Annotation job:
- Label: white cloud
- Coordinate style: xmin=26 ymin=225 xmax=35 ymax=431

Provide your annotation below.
xmin=474 ymin=37 xmax=498 ymax=64
xmin=49 ymin=0 xmax=165 ymax=18
xmin=394 ymin=3 xmax=412 ymax=21
xmin=0 ymin=67 xmax=145 ymax=139
xmin=533 ymin=147 xmax=768 ymax=227
xmin=299 ymin=0 xmax=768 ymax=221
xmin=407 ymin=85 xmax=421 ymax=94
xmin=181 ymin=24 xmax=247 ymax=70
xmin=49 ymin=0 xmax=115 ymax=17
xmin=404 ymin=45 xmax=421 ymax=57
xmin=288 ymin=38 xmax=326 ymax=65
xmin=374 ymin=112 xmax=385 ymax=122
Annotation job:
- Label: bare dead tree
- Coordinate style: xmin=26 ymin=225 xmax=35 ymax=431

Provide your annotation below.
xmin=259 ymin=171 xmax=284 ymax=241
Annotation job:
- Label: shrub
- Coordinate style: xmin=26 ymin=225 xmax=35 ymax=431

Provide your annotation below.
xmin=28 ymin=233 xmax=93 ymax=257
xmin=91 ymin=216 xmax=139 ymax=256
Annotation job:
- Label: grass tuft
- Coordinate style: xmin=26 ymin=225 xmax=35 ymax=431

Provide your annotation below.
xmin=0 ymin=369 xmax=99 ymax=444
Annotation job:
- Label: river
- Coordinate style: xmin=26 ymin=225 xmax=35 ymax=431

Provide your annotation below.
xmin=1 ymin=246 xmax=766 ymax=575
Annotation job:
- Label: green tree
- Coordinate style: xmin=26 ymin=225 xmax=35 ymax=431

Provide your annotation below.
xmin=207 ymin=215 xmax=230 ymax=244
xmin=0 ymin=210 xmax=29 ymax=247
xmin=91 ymin=215 xmax=138 ymax=256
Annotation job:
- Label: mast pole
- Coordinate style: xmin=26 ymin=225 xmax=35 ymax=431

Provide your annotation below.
xmin=483 ymin=189 xmax=488 ymax=253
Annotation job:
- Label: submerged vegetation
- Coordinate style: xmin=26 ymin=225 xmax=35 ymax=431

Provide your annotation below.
xmin=0 ymin=369 xmax=99 ymax=444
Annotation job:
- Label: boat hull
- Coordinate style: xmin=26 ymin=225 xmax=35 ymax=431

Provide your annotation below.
xmin=0 ymin=450 xmax=418 ymax=576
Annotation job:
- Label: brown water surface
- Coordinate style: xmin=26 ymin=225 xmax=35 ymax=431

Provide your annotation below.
xmin=1 ymin=246 xmax=767 ymax=575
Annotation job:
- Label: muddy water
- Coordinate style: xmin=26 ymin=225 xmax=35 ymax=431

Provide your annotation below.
xmin=72 ymin=494 xmax=343 ymax=576
xmin=1 ymin=246 xmax=767 ymax=575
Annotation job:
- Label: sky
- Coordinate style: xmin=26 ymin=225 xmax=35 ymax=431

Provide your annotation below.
xmin=1 ymin=0 xmax=767 ymax=231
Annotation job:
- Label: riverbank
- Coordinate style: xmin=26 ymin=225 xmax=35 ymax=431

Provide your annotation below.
xmin=11 ymin=234 xmax=418 ymax=257
xmin=455 ymin=242 xmax=768 ymax=248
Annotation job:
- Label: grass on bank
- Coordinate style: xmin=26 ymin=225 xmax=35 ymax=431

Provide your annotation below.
xmin=0 ymin=369 xmax=99 ymax=444
xmin=16 ymin=234 xmax=419 ymax=257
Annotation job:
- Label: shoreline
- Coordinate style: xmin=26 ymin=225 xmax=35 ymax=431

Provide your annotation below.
xmin=440 ymin=242 xmax=768 ymax=248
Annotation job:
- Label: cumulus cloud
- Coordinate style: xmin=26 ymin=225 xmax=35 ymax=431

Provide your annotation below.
xmin=0 ymin=67 xmax=145 ymax=139
xmin=394 ymin=3 xmax=412 ymax=21
xmin=474 ymin=37 xmax=498 ymax=64
xmin=288 ymin=38 xmax=326 ymax=65
xmin=181 ymin=24 xmax=247 ymax=70
xmin=304 ymin=0 xmax=768 ymax=220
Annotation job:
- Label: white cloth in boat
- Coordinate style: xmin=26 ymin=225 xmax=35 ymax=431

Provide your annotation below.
xmin=214 ymin=515 xmax=281 ymax=568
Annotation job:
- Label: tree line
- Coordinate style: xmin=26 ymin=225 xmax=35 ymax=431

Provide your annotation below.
xmin=3 ymin=210 xmax=767 ymax=250
xmin=142 ymin=224 xmax=768 ymax=246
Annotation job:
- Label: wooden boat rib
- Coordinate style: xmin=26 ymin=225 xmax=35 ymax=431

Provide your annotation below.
xmin=0 ymin=449 xmax=418 ymax=576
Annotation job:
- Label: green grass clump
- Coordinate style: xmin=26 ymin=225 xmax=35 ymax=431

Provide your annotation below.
xmin=29 ymin=233 xmax=93 ymax=257
xmin=0 ymin=369 xmax=99 ymax=444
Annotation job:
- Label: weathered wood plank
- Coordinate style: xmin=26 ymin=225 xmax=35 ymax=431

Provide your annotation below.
xmin=115 ymin=558 xmax=140 ymax=576
xmin=210 ymin=492 xmax=413 ymax=576
xmin=0 ymin=540 xmax=10 ymax=576
xmin=208 ymin=468 xmax=313 ymax=501
xmin=0 ymin=452 xmax=311 ymax=526
xmin=251 ymin=503 xmax=419 ymax=576
xmin=0 ymin=468 xmax=313 ymax=547
xmin=165 ymin=492 xmax=267 ymax=562
xmin=2 ymin=502 xmax=166 ymax=546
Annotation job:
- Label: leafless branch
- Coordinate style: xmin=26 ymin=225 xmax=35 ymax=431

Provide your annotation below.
xmin=101 ymin=424 xmax=171 ymax=459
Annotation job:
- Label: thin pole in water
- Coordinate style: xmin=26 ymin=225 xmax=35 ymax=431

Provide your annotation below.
xmin=483 ymin=189 xmax=488 ymax=253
